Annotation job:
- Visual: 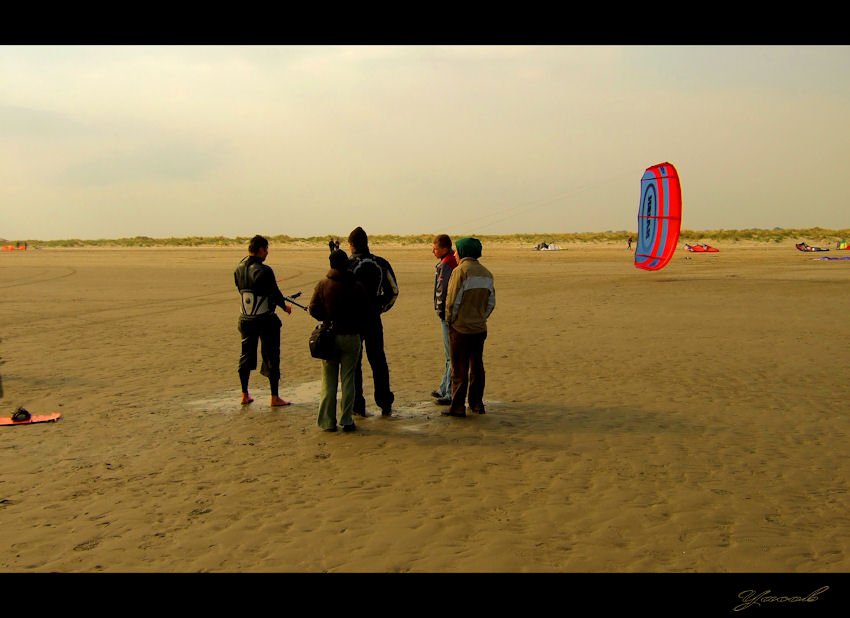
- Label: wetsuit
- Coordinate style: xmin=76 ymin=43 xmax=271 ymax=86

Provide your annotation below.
xmin=234 ymin=255 xmax=289 ymax=396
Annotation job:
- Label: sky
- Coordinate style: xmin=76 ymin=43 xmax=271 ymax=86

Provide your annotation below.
xmin=1 ymin=45 xmax=849 ymax=240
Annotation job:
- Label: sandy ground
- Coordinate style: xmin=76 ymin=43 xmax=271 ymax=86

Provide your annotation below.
xmin=1 ymin=241 xmax=848 ymax=573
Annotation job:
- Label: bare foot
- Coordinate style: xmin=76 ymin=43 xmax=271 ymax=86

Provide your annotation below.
xmin=241 ymin=393 xmax=254 ymax=405
xmin=270 ymin=396 xmax=291 ymax=407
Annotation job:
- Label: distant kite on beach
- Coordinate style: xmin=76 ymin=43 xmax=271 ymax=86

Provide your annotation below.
xmin=634 ymin=162 xmax=682 ymax=271
xmin=685 ymin=243 xmax=718 ymax=253
xmin=795 ymin=242 xmax=829 ymax=252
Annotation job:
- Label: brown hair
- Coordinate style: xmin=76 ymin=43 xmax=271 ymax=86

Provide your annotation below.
xmin=248 ymin=235 xmax=268 ymax=253
xmin=433 ymin=234 xmax=452 ymax=250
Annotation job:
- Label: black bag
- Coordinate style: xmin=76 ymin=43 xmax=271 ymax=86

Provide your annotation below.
xmin=309 ymin=322 xmax=336 ymax=360
xmin=351 ymin=253 xmax=398 ymax=313
xmin=11 ymin=407 xmax=31 ymax=422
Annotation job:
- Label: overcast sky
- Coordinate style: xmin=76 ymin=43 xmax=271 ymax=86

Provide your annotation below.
xmin=1 ymin=45 xmax=848 ymax=240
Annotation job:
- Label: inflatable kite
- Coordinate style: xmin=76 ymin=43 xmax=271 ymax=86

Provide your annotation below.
xmin=836 ymin=240 xmax=849 ymax=250
xmin=533 ymin=242 xmax=566 ymax=251
xmin=796 ymin=242 xmax=829 ymax=252
xmin=685 ymin=243 xmax=718 ymax=253
xmin=634 ymin=162 xmax=682 ymax=271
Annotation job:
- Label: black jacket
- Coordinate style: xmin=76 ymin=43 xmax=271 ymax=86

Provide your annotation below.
xmin=234 ymin=256 xmax=288 ymax=320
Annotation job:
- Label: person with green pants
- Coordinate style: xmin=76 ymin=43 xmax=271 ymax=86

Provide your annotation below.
xmin=308 ymin=250 xmax=368 ymax=432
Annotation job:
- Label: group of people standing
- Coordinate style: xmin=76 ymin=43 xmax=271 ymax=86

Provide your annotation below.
xmin=308 ymin=227 xmax=396 ymax=431
xmin=234 ymin=227 xmax=495 ymax=432
xmin=434 ymin=235 xmax=495 ymax=417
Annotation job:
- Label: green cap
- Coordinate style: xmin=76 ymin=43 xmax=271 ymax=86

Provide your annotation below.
xmin=455 ymin=237 xmax=482 ymax=259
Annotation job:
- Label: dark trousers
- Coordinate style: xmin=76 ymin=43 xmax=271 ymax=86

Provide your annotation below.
xmin=449 ymin=327 xmax=487 ymax=415
xmin=354 ymin=315 xmax=394 ymax=414
xmin=238 ymin=314 xmax=281 ymax=395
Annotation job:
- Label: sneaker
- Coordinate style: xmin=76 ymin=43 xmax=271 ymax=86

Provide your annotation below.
xmin=435 ymin=397 xmax=452 ymax=406
xmin=430 ymin=390 xmax=442 ymax=399
xmin=342 ymin=423 xmax=357 ymax=432
xmin=323 ymin=425 xmax=338 ymax=432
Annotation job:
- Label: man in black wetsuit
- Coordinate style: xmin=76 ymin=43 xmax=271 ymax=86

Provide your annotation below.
xmin=234 ymin=235 xmax=292 ymax=407
xmin=347 ymin=227 xmax=395 ymax=417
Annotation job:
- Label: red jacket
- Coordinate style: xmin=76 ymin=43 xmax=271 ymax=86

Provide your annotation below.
xmin=434 ymin=252 xmax=458 ymax=320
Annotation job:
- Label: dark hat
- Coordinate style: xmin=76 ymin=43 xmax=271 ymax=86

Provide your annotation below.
xmin=329 ymin=249 xmax=349 ymax=270
xmin=348 ymin=227 xmax=368 ymax=251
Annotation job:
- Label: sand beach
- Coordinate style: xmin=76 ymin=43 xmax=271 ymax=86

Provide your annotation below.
xmin=1 ymin=241 xmax=848 ymax=574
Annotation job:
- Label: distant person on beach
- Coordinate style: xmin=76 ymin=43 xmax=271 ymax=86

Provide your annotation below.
xmin=431 ymin=234 xmax=458 ymax=405
xmin=234 ymin=235 xmax=293 ymax=407
xmin=628 ymin=236 xmax=633 ymax=250
xmin=347 ymin=226 xmax=398 ymax=417
xmin=444 ymin=237 xmax=495 ymax=417
xmin=308 ymin=249 xmax=367 ymax=432
xmin=328 ymin=237 xmax=336 ymax=253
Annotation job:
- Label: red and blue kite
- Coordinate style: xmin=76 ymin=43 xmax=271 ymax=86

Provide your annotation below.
xmin=634 ymin=162 xmax=682 ymax=271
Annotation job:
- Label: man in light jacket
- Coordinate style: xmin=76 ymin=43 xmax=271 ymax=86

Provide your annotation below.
xmin=444 ymin=237 xmax=495 ymax=417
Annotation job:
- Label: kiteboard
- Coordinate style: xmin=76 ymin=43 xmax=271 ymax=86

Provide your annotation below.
xmin=635 ymin=162 xmax=682 ymax=271
xmin=0 ymin=412 xmax=61 ymax=426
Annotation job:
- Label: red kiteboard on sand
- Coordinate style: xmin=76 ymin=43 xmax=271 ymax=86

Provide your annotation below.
xmin=0 ymin=412 xmax=61 ymax=426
